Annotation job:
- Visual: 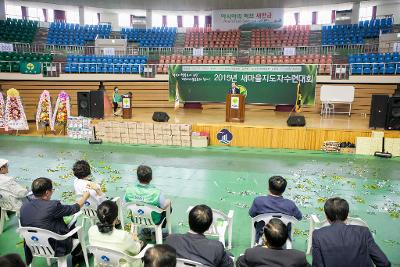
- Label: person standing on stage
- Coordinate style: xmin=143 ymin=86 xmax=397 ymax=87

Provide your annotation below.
xmin=228 ymin=82 xmax=240 ymax=94
xmin=112 ymin=87 xmax=122 ymax=116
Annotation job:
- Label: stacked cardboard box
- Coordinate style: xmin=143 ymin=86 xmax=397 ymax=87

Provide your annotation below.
xmin=95 ymin=121 xmax=194 ymax=147
xmin=191 ymin=132 xmax=209 ymax=147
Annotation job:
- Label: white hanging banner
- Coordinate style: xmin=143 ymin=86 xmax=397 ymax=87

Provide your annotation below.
xmin=193 ymin=47 xmax=204 ymax=57
xmin=103 ymin=47 xmax=115 ymax=56
xmin=0 ymin=43 xmax=13 ymax=52
xmin=393 ymin=42 xmax=400 ymax=52
xmin=212 ymin=8 xmax=284 ymax=31
xmin=284 ymin=47 xmax=296 ymax=56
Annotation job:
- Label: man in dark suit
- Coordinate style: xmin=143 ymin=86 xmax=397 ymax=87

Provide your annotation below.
xmin=237 ymin=218 xmax=310 ymax=267
xmin=312 ymin=197 xmax=391 ymax=267
xmin=166 ymin=204 xmax=233 ymax=267
xmin=228 ymin=82 xmax=240 ymax=94
xmin=20 ymin=177 xmax=90 ymax=266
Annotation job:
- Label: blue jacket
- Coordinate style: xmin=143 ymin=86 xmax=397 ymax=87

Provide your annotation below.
xmin=249 ymin=195 xmax=302 ymax=242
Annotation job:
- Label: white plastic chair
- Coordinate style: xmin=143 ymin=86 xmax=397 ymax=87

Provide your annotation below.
xmin=176 ymin=258 xmax=206 ymax=267
xmin=0 ymin=188 xmax=23 ymax=234
xmin=187 ymin=206 xmax=234 ymax=249
xmin=123 ymin=201 xmax=172 ymax=244
xmin=250 ymin=213 xmax=299 ymax=249
xmin=77 ymin=196 xmax=123 ymax=227
xmin=306 ymin=214 xmax=369 ymax=254
xmin=18 ymin=212 xmax=89 ymax=267
xmin=88 ymin=244 xmax=153 ymax=267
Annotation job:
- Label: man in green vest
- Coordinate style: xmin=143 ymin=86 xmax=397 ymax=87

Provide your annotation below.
xmin=124 ymin=165 xmax=171 ymax=226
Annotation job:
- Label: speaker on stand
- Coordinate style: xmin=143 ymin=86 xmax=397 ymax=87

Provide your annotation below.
xmin=77 ymin=92 xmax=90 ymax=117
xmin=386 ymin=97 xmax=400 ymax=130
xmin=369 ymin=95 xmax=389 ymax=129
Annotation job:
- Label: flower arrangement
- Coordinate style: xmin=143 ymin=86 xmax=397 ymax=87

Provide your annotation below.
xmin=36 ymin=90 xmax=54 ymax=130
xmin=4 ymin=88 xmax=29 ymax=131
xmin=0 ymin=92 xmax=4 ymax=128
xmin=52 ymin=91 xmax=71 ymax=126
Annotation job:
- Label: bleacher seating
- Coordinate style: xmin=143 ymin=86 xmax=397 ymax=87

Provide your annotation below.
xmin=248 ymin=54 xmax=332 ymax=74
xmin=322 ymin=18 xmax=393 ymax=46
xmin=64 ymin=54 xmax=147 ymax=73
xmin=121 ymin=27 xmax=176 ymax=47
xmin=251 ymin=25 xmax=310 ymax=48
xmin=184 ymin=28 xmax=240 ymax=48
xmin=47 ymin=22 xmax=112 ymax=46
xmin=0 ymin=18 xmax=38 ymax=43
xmin=0 ymin=52 xmax=53 ymax=72
xmin=157 ymin=54 xmax=237 ymax=73
xmin=349 ymin=52 xmax=399 ymax=75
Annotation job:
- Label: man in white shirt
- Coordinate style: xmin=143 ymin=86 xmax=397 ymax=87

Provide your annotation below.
xmin=73 ymin=160 xmax=106 ymax=206
xmin=0 ymin=158 xmax=28 ymax=212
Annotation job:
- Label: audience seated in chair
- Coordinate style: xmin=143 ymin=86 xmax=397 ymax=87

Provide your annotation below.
xmin=19 ymin=177 xmax=90 ymax=266
xmin=0 ymin=158 xmax=29 ymax=211
xmin=249 ymin=176 xmax=302 ymax=243
xmin=237 ymin=218 xmax=310 ymax=267
xmin=73 ymin=160 xmax=106 ymax=205
xmin=143 ymin=244 xmax=176 ymax=267
xmin=88 ymin=200 xmax=142 ymax=267
xmin=0 ymin=253 xmax=26 ymax=267
xmin=312 ymin=197 xmax=390 ymax=267
xmin=166 ymin=204 xmax=234 ymax=267
xmin=124 ymin=165 xmax=171 ymax=227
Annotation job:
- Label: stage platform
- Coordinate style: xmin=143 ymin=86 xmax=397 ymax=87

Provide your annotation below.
xmin=5 ymin=108 xmax=400 ymax=150
xmin=87 ymin=108 xmax=400 ymax=150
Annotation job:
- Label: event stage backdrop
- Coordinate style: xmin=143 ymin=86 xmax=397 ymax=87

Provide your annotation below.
xmin=169 ymin=65 xmax=317 ymax=105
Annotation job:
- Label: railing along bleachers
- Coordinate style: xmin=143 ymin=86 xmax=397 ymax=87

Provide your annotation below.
xmin=249 ymin=54 xmax=332 ymax=74
xmin=322 ymin=18 xmax=393 ymax=46
xmin=157 ymin=54 xmax=237 ymax=73
xmin=349 ymin=52 xmax=400 ymax=75
xmin=64 ymin=54 xmax=147 ymax=74
xmin=121 ymin=27 xmax=177 ymax=47
xmin=0 ymin=18 xmax=38 ymax=43
xmin=47 ymin=22 xmax=112 ymax=46
xmin=0 ymin=51 xmax=53 ymax=72
xmin=185 ymin=27 xmax=240 ymax=48
xmin=251 ymin=25 xmax=310 ymax=48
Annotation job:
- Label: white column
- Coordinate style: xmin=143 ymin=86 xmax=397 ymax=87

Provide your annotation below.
xmin=0 ymin=0 xmax=6 ymax=20
xmin=351 ymin=2 xmax=360 ymax=24
xmin=79 ymin=6 xmax=85 ymax=25
xmin=146 ymin=9 xmax=152 ymax=29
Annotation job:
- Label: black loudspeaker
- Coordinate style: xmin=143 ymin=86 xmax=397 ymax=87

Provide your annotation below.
xmin=77 ymin=92 xmax=90 ymax=117
xmin=386 ymin=97 xmax=400 ymax=130
xmin=369 ymin=95 xmax=389 ymax=129
xmin=287 ymin=115 xmax=306 ymax=127
xmin=152 ymin=112 xmax=170 ymax=122
xmin=90 ymin=91 xmax=104 ymax=119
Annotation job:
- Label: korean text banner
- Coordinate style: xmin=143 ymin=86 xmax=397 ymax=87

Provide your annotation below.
xmin=168 ymin=65 xmax=317 ymax=105
xmin=212 ymin=8 xmax=284 ymax=31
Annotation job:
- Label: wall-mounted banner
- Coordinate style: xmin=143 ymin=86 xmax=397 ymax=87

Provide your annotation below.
xmin=212 ymin=8 xmax=284 ymax=31
xmin=0 ymin=43 xmax=13 ymax=52
xmin=169 ymin=65 xmax=317 ymax=105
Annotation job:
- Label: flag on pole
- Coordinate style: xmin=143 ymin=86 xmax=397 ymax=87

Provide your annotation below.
xmin=174 ymin=82 xmax=180 ymax=110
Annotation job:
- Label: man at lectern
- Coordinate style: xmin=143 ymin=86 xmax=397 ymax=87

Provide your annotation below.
xmin=228 ymin=82 xmax=240 ymax=94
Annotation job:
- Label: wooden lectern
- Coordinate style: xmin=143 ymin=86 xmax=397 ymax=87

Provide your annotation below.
xmin=226 ymin=94 xmax=245 ymax=122
xmin=122 ymin=94 xmax=132 ymax=119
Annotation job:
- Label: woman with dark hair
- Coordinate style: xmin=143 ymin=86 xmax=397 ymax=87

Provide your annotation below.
xmin=88 ymin=200 xmax=142 ymax=267
xmin=112 ymin=87 xmax=122 ymax=116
